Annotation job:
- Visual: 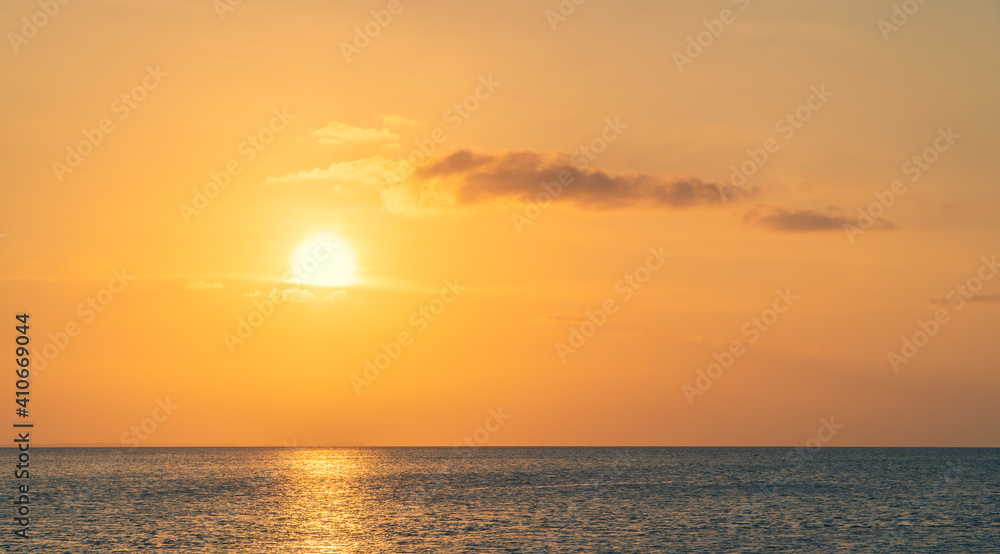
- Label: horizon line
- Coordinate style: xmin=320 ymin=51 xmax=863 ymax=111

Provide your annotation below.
xmin=9 ymin=445 xmax=1000 ymax=449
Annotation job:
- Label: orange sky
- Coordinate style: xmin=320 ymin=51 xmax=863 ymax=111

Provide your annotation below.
xmin=2 ymin=0 xmax=999 ymax=447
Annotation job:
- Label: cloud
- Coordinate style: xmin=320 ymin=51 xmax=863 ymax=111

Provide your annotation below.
xmin=261 ymin=157 xmax=409 ymax=191
xmin=245 ymin=287 xmax=345 ymax=302
xmin=532 ymin=312 xmax=589 ymax=323
xmin=387 ymin=149 xmax=748 ymax=213
xmin=378 ymin=114 xmax=418 ymax=129
xmin=310 ymin=121 xmax=400 ymax=148
xmin=60 ymin=256 xmax=115 ymax=277
xmin=278 ymin=287 xmax=346 ymax=302
xmin=743 ymin=206 xmax=893 ymax=233
xmin=185 ymin=281 xmax=225 ymax=290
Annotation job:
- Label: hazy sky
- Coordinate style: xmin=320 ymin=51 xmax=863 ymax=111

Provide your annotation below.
xmin=2 ymin=0 xmax=998 ymax=447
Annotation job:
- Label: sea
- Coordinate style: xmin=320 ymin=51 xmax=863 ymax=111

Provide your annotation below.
xmin=1 ymin=447 xmax=998 ymax=553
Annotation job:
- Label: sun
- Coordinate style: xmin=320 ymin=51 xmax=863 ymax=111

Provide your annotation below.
xmin=287 ymin=232 xmax=360 ymax=287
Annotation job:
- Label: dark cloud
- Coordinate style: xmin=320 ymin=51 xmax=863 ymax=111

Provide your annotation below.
xmin=743 ymin=206 xmax=893 ymax=233
xmin=930 ymin=294 xmax=1000 ymax=305
xmin=411 ymin=150 xmax=749 ymax=209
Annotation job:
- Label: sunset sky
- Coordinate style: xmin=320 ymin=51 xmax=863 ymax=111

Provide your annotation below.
xmin=2 ymin=0 xmax=998 ymax=447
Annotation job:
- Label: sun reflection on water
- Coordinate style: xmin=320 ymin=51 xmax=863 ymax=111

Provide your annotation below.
xmin=277 ymin=448 xmax=370 ymax=554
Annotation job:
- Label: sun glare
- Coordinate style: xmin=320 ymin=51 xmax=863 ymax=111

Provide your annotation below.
xmin=287 ymin=232 xmax=360 ymax=287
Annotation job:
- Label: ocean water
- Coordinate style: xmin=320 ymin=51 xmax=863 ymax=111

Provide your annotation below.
xmin=1 ymin=447 xmax=998 ymax=553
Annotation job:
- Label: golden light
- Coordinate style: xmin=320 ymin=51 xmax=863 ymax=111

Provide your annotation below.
xmin=287 ymin=232 xmax=360 ymax=287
